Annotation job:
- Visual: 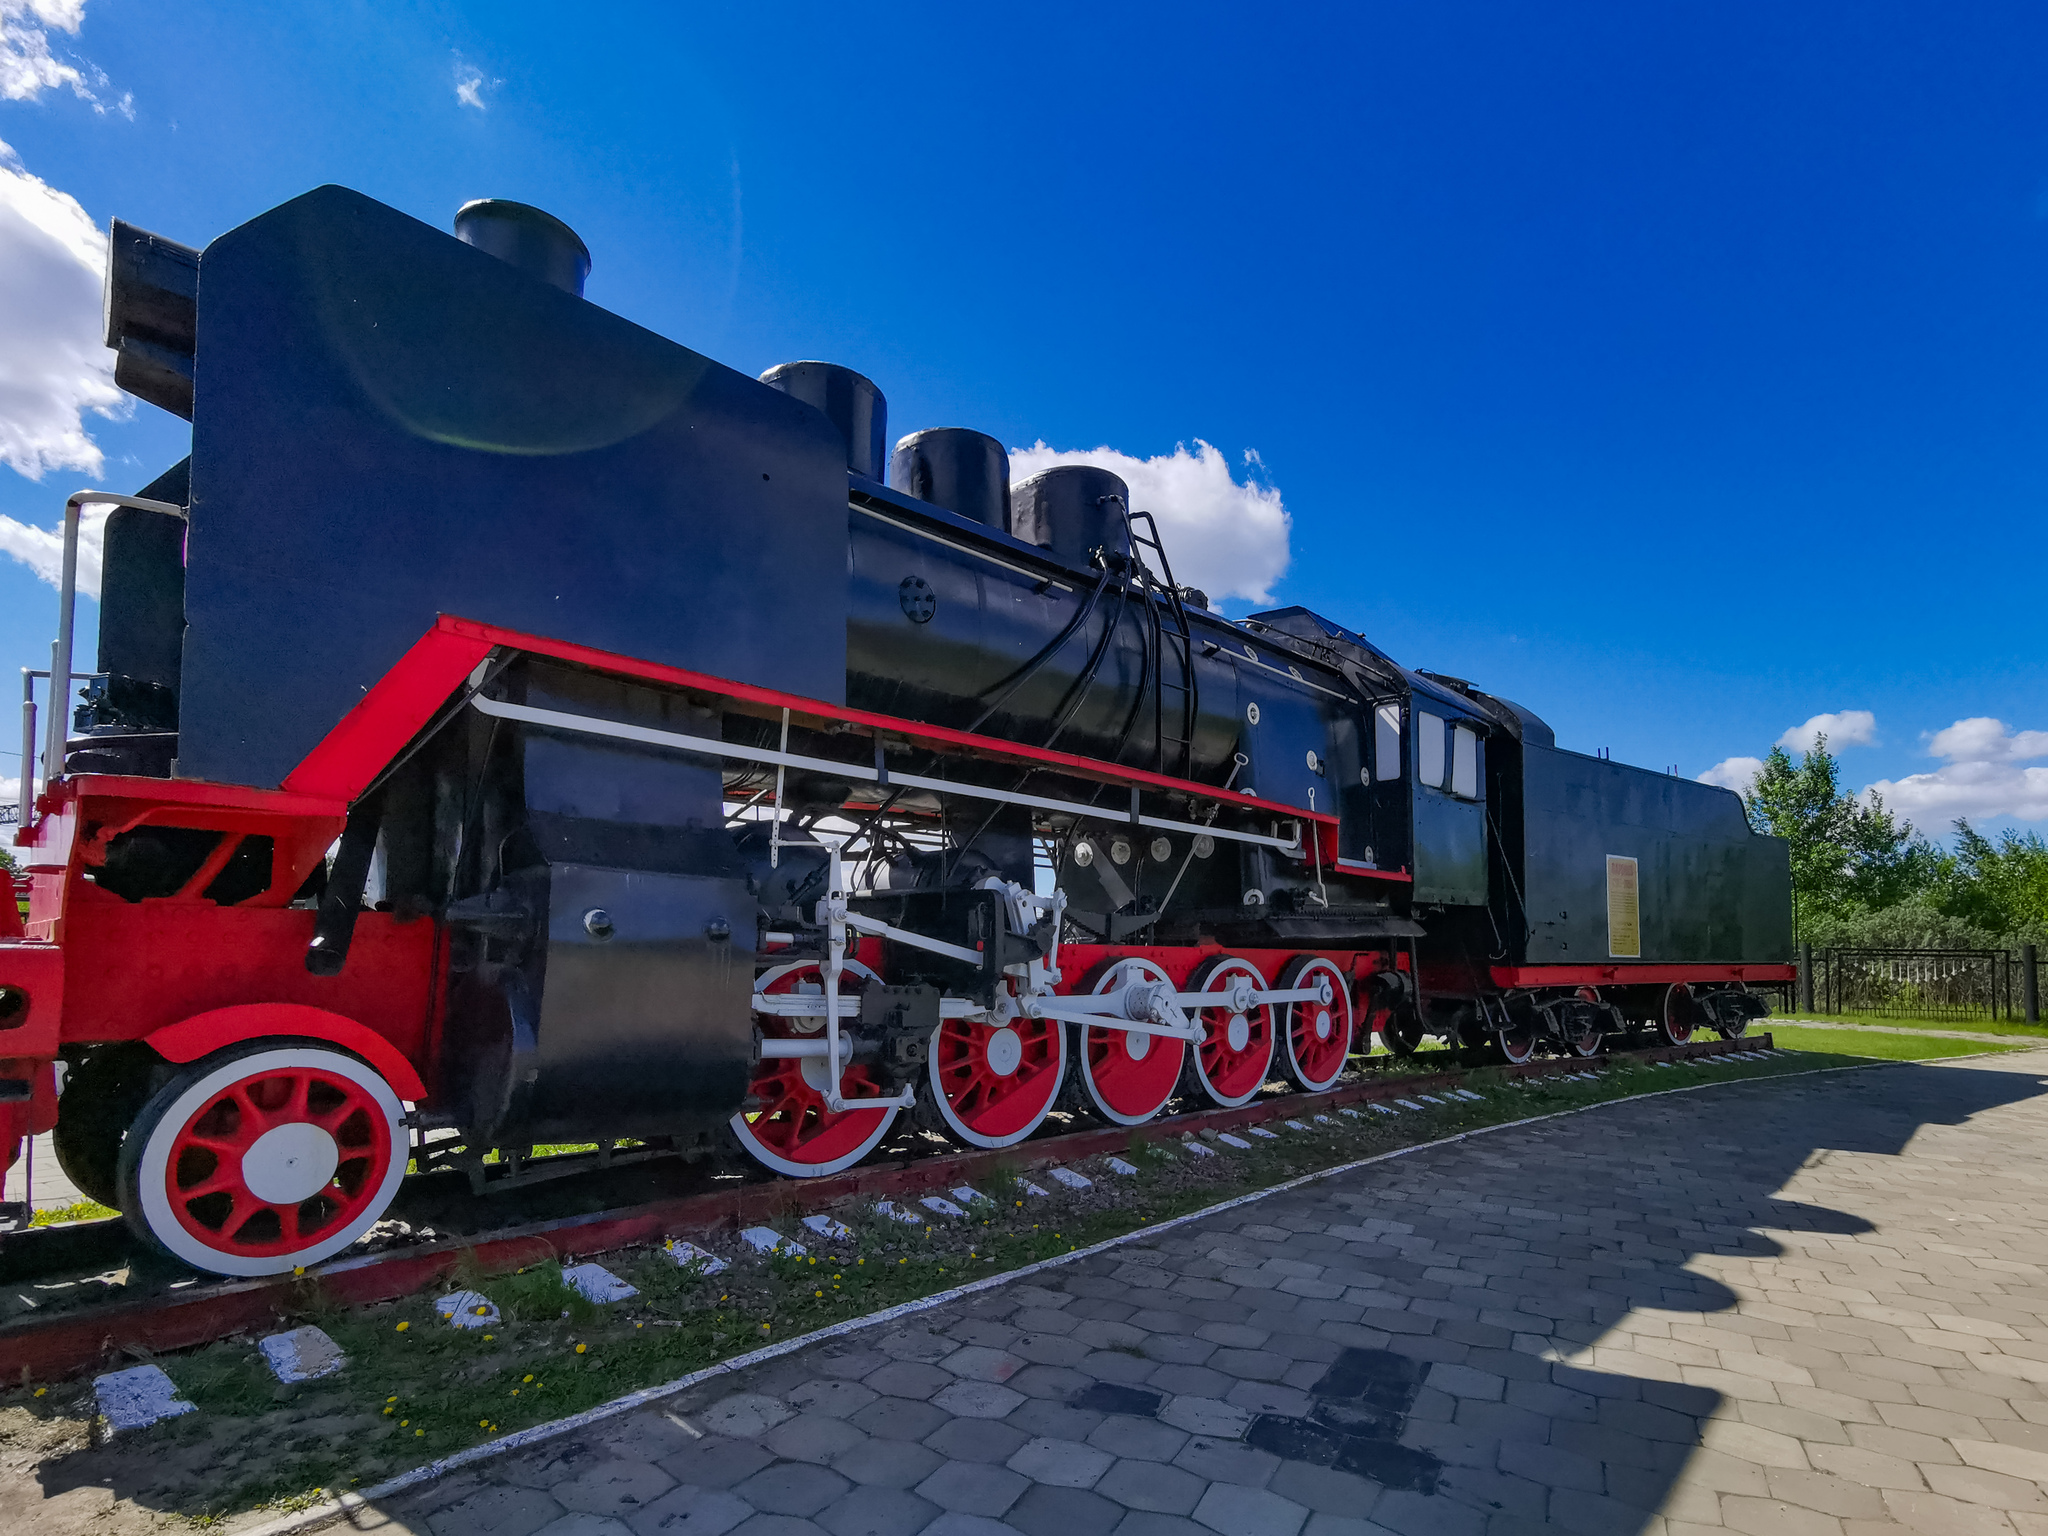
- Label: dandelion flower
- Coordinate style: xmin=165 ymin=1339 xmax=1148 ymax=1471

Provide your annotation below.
xmin=293 ymin=1266 xmax=306 ymax=1276
xmin=384 ymin=1406 xmax=395 ymax=1416
xmin=512 ymin=1390 xmax=520 ymax=1397
xmin=415 ymin=1429 xmax=424 ymax=1438
xmin=396 ymin=1321 xmax=410 ymax=1332
xmin=33 ymin=1387 xmax=46 ymax=1398
xmin=400 ymin=1419 xmax=408 ymax=1426
xmin=523 ymin=1374 xmax=534 ymax=1383
xmin=483 ymin=1334 xmax=495 ymax=1342
xmin=575 ymin=1343 xmax=587 ymax=1354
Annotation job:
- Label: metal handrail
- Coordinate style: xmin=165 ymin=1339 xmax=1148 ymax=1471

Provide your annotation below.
xmin=23 ymin=490 xmax=185 ymax=834
xmin=19 ymin=667 xmax=106 ymax=835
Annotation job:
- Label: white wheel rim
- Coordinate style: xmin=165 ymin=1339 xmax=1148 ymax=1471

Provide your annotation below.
xmin=1082 ymin=960 xmax=1177 ymax=1125
xmin=1283 ymin=959 xmax=1351 ymax=1091
xmin=733 ymin=958 xmax=899 ymax=1176
xmin=241 ymin=1123 xmax=341 ymax=1204
xmin=1195 ymin=959 xmax=1273 ymax=1107
xmin=926 ymin=1016 xmax=1067 ymax=1150
xmin=135 ymin=1047 xmax=408 ymax=1278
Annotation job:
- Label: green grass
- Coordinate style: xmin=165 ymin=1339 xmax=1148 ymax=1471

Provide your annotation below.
xmin=1775 ymin=1011 xmax=2048 ymax=1039
xmin=29 ymin=1197 xmax=118 ymax=1226
xmin=1765 ymin=1023 xmax=2030 ymax=1060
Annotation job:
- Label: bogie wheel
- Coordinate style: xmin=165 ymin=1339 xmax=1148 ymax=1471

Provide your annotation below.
xmin=1279 ymin=956 xmax=1353 ymax=1091
xmin=116 ymin=1039 xmax=408 ymax=1276
xmin=1712 ymin=984 xmax=1751 ymax=1040
xmin=1069 ymin=957 xmax=1186 ymax=1126
xmin=1566 ymin=988 xmax=1608 ymax=1058
xmin=732 ymin=959 xmax=900 ymax=1177
xmin=922 ymin=1005 xmax=1065 ymax=1149
xmin=1495 ymin=1003 xmax=1539 ymax=1065
xmin=52 ymin=1044 xmax=163 ymax=1210
xmin=1183 ymin=955 xmax=1277 ymax=1108
xmin=1657 ymin=983 xmax=1695 ymax=1047
xmin=1380 ymin=1008 xmax=1426 ymax=1056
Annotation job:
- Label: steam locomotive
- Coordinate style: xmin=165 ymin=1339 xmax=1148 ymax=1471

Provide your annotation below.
xmin=0 ymin=186 xmax=1794 ymax=1277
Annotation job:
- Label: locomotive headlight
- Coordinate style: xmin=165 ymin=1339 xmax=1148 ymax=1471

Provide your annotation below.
xmin=1073 ymin=841 xmax=1095 ymax=867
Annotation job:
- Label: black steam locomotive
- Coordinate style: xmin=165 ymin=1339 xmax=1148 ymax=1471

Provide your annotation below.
xmin=0 ymin=187 xmax=1791 ymax=1276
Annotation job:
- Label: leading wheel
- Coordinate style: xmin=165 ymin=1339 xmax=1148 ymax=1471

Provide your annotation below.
xmin=117 ymin=1040 xmax=408 ymax=1277
xmin=732 ymin=959 xmax=901 ymax=1177
xmin=1183 ymin=955 xmax=1276 ymax=1108
xmin=1656 ymin=983 xmax=1695 ymax=1047
xmin=1279 ymin=956 xmax=1352 ymax=1092
xmin=52 ymin=1044 xmax=160 ymax=1210
xmin=1496 ymin=1016 xmax=1538 ymax=1065
xmin=922 ymin=1008 xmax=1065 ymax=1149
xmin=1068 ymin=958 xmax=1186 ymax=1126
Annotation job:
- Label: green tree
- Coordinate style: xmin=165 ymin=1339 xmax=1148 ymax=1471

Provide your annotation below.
xmin=1743 ymin=737 xmax=1935 ymax=934
xmin=1939 ymin=821 xmax=2048 ymax=939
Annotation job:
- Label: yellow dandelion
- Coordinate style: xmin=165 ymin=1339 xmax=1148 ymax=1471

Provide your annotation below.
xmin=383 ymin=1406 xmax=395 ymax=1416
xmin=523 ymin=1374 xmax=534 ymax=1383
xmin=483 ymin=1334 xmax=495 ymax=1342
xmin=396 ymin=1321 xmax=410 ymax=1332
xmin=34 ymin=1387 xmax=46 ymax=1398
xmin=400 ymin=1419 xmax=409 ymax=1426
xmin=479 ymin=1419 xmax=489 ymax=1428
xmin=575 ymin=1343 xmax=587 ymax=1354
xmin=512 ymin=1390 xmax=520 ymax=1397
xmin=293 ymin=1266 xmax=306 ymax=1276
xmin=415 ymin=1429 xmax=424 ymax=1438
xmin=387 ymin=1395 xmax=398 ymax=1403
xmin=635 ymin=1322 xmax=644 ymax=1329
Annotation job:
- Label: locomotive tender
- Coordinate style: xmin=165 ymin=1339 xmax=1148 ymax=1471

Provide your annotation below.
xmin=0 ymin=187 xmax=1793 ymax=1276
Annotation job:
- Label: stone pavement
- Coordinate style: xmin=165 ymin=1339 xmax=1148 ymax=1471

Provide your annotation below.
xmin=345 ymin=1049 xmax=2048 ymax=1536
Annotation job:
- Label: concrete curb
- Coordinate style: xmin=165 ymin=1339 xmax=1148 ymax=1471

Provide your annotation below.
xmin=234 ymin=1045 xmax=2041 ymax=1536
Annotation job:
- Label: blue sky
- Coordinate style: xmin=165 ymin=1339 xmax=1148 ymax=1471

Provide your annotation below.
xmin=2 ymin=1 xmax=2045 ymax=836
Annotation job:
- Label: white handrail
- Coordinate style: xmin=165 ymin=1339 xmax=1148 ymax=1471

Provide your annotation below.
xmin=40 ymin=490 xmax=185 ymax=802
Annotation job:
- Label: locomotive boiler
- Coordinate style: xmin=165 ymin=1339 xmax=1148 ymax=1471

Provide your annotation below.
xmin=0 ymin=186 xmax=1793 ymax=1275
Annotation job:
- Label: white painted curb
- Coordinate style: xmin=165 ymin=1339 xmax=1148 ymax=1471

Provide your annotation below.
xmin=237 ymin=1045 xmax=2039 ymax=1536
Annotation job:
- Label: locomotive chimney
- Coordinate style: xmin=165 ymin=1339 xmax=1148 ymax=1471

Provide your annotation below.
xmin=759 ymin=362 xmax=889 ymax=480
xmin=888 ymin=428 xmax=1011 ymax=533
xmin=453 ymin=199 xmax=591 ymax=296
xmin=1012 ymin=465 xmax=1132 ymax=568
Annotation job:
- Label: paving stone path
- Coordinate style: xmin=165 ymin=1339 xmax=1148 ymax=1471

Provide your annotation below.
xmin=332 ymin=1050 xmax=2048 ymax=1535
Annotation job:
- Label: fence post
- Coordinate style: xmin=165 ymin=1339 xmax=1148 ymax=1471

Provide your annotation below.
xmin=2027 ymin=944 xmax=2040 ymax=1026
xmin=1800 ymin=943 xmax=1814 ymax=1015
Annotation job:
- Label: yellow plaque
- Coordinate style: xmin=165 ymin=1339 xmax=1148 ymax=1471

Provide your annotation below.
xmin=1606 ymin=855 xmax=1640 ymax=959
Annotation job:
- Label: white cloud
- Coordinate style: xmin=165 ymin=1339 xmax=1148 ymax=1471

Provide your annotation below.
xmin=1698 ymin=756 xmax=1765 ymax=796
xmin=1777 ymin=709 xmax=1876 ymax=754
xmin=1007 ymin=439 xmax=1290 ymax=605
xmin=1 ymin=3 xmax=123 ymax=114
xmin=1864 ymin=718 xmax=2048 ymax=832
xmin=454 ymin=58 xmax=497 ymax=111
xmin=0 ymin=137 xmax=123 ymax=594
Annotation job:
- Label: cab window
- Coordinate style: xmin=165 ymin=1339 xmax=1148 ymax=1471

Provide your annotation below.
xmin=1451 ymin=724 xmax=1479 ymax=799
xmin=1416 ymin=711 xmax=1446 ymax=788
xmin=1374 ymin=704 xmax=1402 ymax=780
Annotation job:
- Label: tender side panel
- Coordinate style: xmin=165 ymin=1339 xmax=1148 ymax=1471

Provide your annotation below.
xmin=1518 ymin=744 xmax=1792 ymax=965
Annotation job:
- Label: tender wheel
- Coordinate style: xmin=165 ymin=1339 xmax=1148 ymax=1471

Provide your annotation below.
xmin=1183 ymin=955 xmax=1277 ymax=1108
xmin=52 ymin=1045 xmax=161 ymax=1210
xmin=116 ymin=1040 xmax=408 ymax=1276
xmin=1069 ymin=958 xmax=1186 ymax=1126
xmin=732 ymin=959 xmax=900 ymax=1177
xmin=1565 ymin=988 xmax=1607 ymax=1058
xmin=1279 ymin=956 xmax=1353 ymax=1092
xmin=923 ymin=1007 xmax=1065 ymax=1149
xmin=1711 ymin=984 xmax=1751 ymax=1040
xmin=1656 ymin=983 xmax=1695 ymax=1046
xmin=1496 ymin=1014 xmax=1538 ymax=1065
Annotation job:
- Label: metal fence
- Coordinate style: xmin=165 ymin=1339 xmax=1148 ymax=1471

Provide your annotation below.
xmin=1805 ymin=946 xmax=2038 ymax=1023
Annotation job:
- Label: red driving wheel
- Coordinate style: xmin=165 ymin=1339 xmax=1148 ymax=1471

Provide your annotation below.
xmin=731 ymin=959 xmax=900 ymax=1177
xmin=1071 ymin=957 xmax=1186 ymax=1126
xmin=1279 ymin=955 xmax=1353 ymax=1091
xmin=1185 ymin=955 xmax=1276 ymax=1107
xmin=926 ymin=1009 xmax=1066 ymax=1148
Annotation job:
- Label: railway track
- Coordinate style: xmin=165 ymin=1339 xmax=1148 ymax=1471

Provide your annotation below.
xmin=0 ymin=1033 xmax=1772 ymax=1383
